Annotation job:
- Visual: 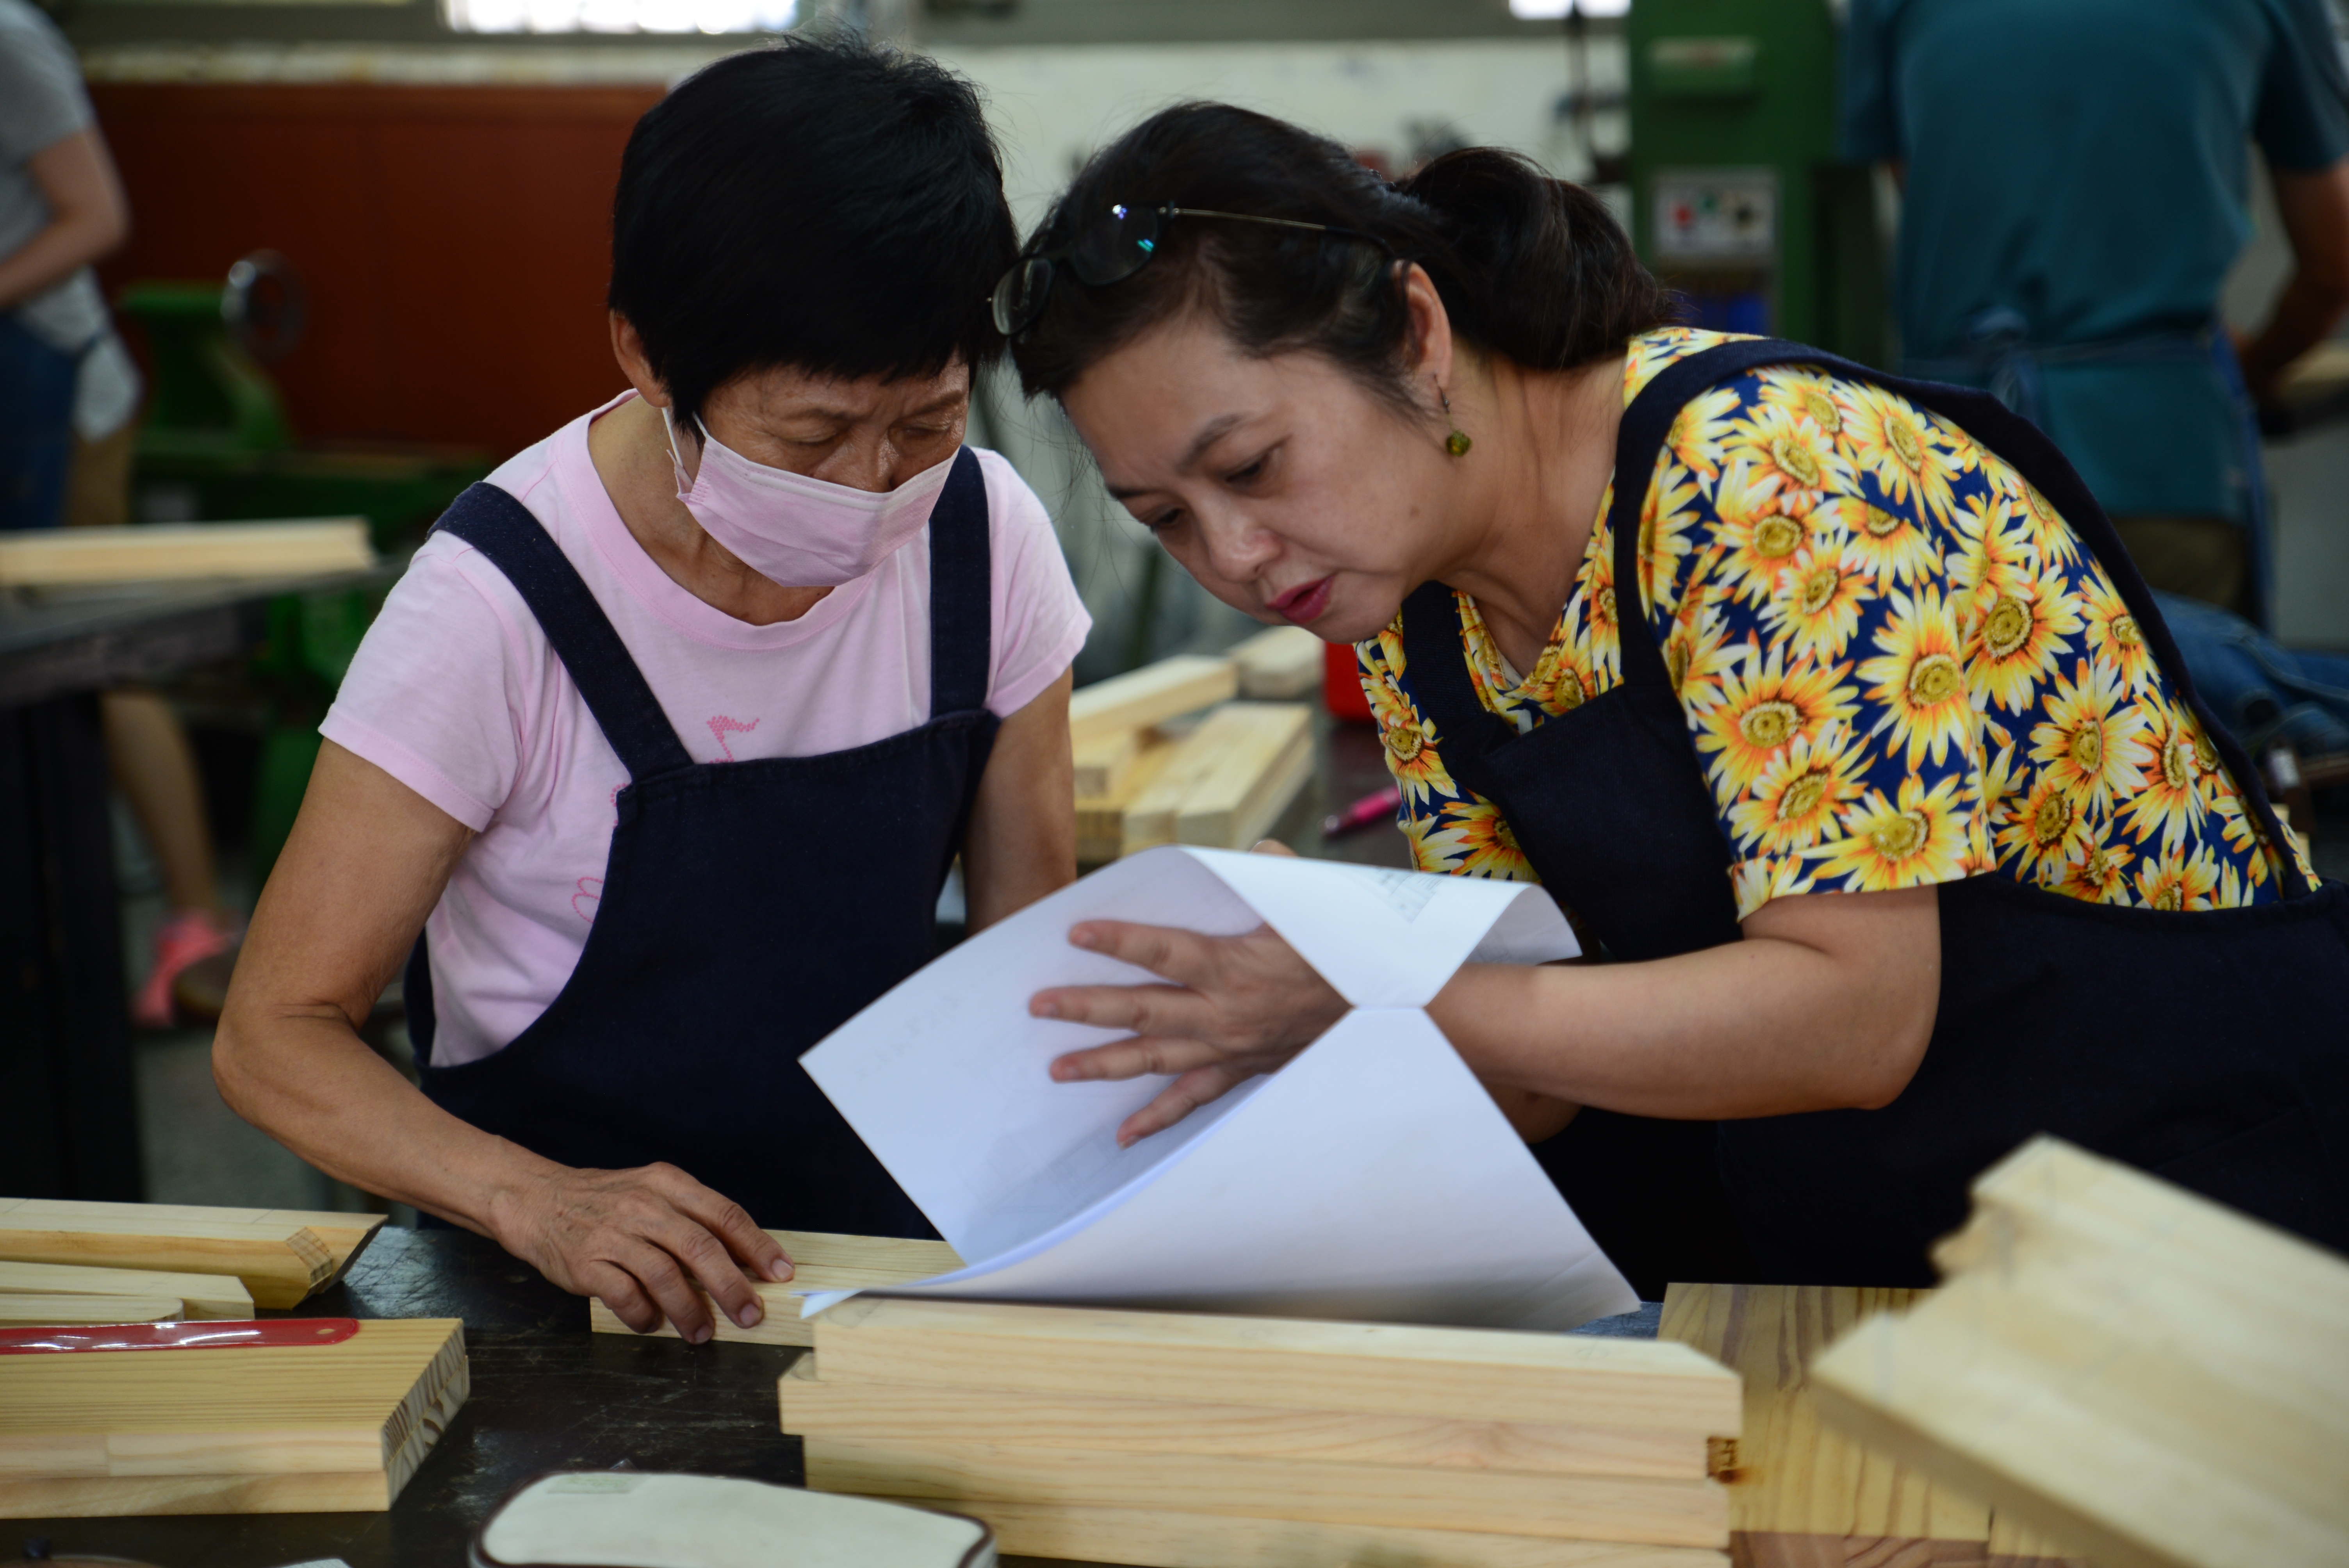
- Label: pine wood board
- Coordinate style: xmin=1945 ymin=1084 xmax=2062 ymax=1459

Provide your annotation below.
xmin=1068 ymin=656 xmax=1238 ymax=746
xmin=1076 ymin=733 xmax=1178 ymax=866
xmin=809 ymin=1297 xmax=1742 ymax=1434
xmin=0 ymin=520 xmax=375 ymax=586
xmin=904 ymin=1497 xmax=1729 ymax=1568
xmin=0 ymin=1316 xmax=467 ymax=1515
xmin=0 ymin=1293 xmax=182 ymax=1325
xmin=1123 ymin=702 xmax=1313 ymax=853
xmin=589 ymin=1229 xmax=962 ymax=1346
xmin=0 ymin=1259 xmax=255 ymax=1318
xmin=1230 ymin=625 xmax=1325 ymax=700
xmin=1809 ymin=1137 xmax=2349 ymax=1568
xmin=1072 ymin=726 xmax=1145 ymax=800
xmin=803 ymin=1434 xmax=1728 ymax=1547
xmin=0 ymin=1199 xmax=384 ymax=1305
xmin=781 ymin=1360 xmax=1707 ymax=1478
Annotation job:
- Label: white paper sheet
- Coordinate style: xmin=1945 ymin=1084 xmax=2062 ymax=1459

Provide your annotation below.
xmin=797 ymin=846 xmax=1636 ymax=1329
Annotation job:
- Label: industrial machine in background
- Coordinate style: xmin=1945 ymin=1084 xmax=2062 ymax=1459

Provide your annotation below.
xmin=1626 ymin=0 xmax=1889 ymax=365
xmin=113 ymin=255 xmax=491 ymax=885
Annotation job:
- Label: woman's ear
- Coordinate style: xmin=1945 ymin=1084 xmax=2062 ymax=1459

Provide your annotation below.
xmin=608 ymin=312 xmax=672 ymax=410
xmin=1400 ymin=263 xmax=1456 ymax=395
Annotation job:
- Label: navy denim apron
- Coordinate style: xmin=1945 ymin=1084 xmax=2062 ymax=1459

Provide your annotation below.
xmin=403 ymin=449 xmax=1001 ymax=1237
xmin=1401 ymin=338 xmax=2349 ymax=1288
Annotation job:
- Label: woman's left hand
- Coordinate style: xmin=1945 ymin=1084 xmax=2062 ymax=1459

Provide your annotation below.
xmin=1031 ymin=918 xmax=1346 ymax=1145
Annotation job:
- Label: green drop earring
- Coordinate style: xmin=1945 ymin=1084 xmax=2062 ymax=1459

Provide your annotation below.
xmin=1440 ymin=388 xmax=1472 ymax=457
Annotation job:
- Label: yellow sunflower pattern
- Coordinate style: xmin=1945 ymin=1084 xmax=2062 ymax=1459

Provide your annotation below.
xmin=1358 ymin=327 xmax=2310 ymax=916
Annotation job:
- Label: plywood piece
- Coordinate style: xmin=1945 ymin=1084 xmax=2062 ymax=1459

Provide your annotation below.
xmin=0 ymin=1260 xmax=253 ymax=1319
xmin=809 ymin=1297 xmax=1742 ymax=1434
xmin=1174 ymin=701 xmax=1313 ymax=849
xmin=1230 ymin=625 xmax=1325 ymax=699
xmin=783 ymin=1360 xmax=1704 ymax=1478
xmin=1075 ymin=732 xmax=1178 ymax=866
xmin=1809 ymin=1137 xmax=2349 ymax=1568
xmin=0 ymin=1210 xmax=331 ymax=1310
xmin=904 ymin=1497 xmax=1728 ymax=1568
xmin=803 ymin=1434 xmax=1727 ymax=1547
xmin=0 ymin=1199 xmax=383 ymax=1296
xmin=0 ymin=520 xmax=375 ymax=586
xmin=1659 ymin=1284 xmax=1989 ymax=1549
xmin=0 ymin=1294 xmax=182 ymax=1325
xmin=0 ymin=1316 xmax=467 ymax=1516
xmin=590 ymin=1229 xmax=961 ymax=1346
xmin=1071 ymin=725 xmax=1144 ymax=799
xmin=1068 ymin=655 xmax=1239 ymax=746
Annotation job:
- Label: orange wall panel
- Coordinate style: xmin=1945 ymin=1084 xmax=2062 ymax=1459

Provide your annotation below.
xmin=91 ymin=84 xmax=665 ymax=461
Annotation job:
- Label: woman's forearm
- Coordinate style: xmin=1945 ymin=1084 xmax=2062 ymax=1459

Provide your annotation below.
xmin=1429 ymin=885 xmax=1941 ymax=1121
xmin=214 ymin=1004 xmax=559 ymax=1238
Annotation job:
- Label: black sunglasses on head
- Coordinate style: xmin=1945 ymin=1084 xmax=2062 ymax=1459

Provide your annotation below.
xmin=991 ymin=202 xmax=1387 ymax=338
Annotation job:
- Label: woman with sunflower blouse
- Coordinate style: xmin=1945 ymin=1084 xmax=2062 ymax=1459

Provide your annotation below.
xmin=997 ymin=104 xmax=2349 ymax=1292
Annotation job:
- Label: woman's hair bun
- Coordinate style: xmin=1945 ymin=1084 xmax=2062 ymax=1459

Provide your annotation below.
xmin=1009 ymin=103 xmax=1667 ymax=406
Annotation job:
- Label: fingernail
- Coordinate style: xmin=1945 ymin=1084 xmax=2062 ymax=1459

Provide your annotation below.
xmin=1071 ymin=927 xmax=1099 ymax=949
xmin=1034 ymin=998 xmax=1060 ymax=1019
xmin=690 ymin=1324 xmax=711 ymax=1345
xmin=1049 ymin=1059 xmax=1074 ymax=1081
xmin=737 ymin=1303 xmax=762 ymax=1327
xmin=768 ymin=1259 xmax=796 ymax=1283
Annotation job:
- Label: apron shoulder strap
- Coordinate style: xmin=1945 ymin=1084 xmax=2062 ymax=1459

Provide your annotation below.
xmin=431 ymin=481 xmax=695 ymax=782
xmin=926 ymin=447 xmax=994 ymax=720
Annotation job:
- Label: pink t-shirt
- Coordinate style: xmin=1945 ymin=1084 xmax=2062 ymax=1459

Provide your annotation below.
xmin=323 ymin=392 xmax=1090 ymax=1066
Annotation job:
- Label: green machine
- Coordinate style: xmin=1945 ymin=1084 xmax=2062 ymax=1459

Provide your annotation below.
xmin=1625 ymin=0 xmax=1888 ymax=366
xmin=115 ymin=256 xmax=492 ymax=881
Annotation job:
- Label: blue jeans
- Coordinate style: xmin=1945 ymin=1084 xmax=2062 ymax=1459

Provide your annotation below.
xmin=2155 ymin=590 xmax=2349 ymax=759
xmin=0 ymin=312 xmax=77 ymax=532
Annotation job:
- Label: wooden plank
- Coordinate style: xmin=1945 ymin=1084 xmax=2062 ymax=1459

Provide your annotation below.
xmin=1071 ymin=725 xmax=1144 ymax=799
xmin=1181 ymin=704 xmax=1314 ymax=850
xmin=0 ymin=520 xmax=375 ymax=587
xmin=809 ymin=1297 xmax=1743 ymax=1434
xmin=590 ymin=1229 xmax=961 ymax=1347
xmin=1230 ymin=625 xmax=1325 ymax=699
xmin=0 ymin=1211 xmax=331 ymax=1310
xmin=803 ymin=1434 xmax=1728 ymax=1547
xmin=781 ymin=1360 xmax=1708 ymax=1478
xmin=0 ymin=1294 xmax=182 ymax=1325
xmin=0 ymin=1199 xmax=383 ymax=1295
xmin=901 ymin=1497 xmax=1728 ymax=1568
xmin=1075 ymin=732 xmax=1178 ymax=866
xmin=1068 ymin=656 xmax=1238 ymax=746
xmin=0 ymin=1317 xmax=467 ymax=1516
xmin=1123 ymin=703 xmax=1311 ymax=854
xmin=1809 ymin=1137 xmax=2349 ymax=1568
xmin=0 ymin=1260 xmax=253 ymax=1319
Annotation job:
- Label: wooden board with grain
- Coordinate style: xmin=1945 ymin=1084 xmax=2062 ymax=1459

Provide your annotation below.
xmin=903 ymin=1498 xmax=1727 ymax=1568
xmin=0 ymin=1211 xmax=330 ymax=1311
xmin=0 ymin=520 xmax=376 ymax=587
xmin=0 ymin=1294 xmax=182 ymax=1326
xmin=1809 ymin=1137 xmax=2349 ymax=1568
xmin=0 ymin=1199 xmax=384 ymax=1297
xmin=1068 ymin=656 xmax=1238 ymax=746
xmin=1121 ymin=702 xmax=1313 ymax=854
xmin=1229 ymin=625 xmax=1324 ymax=699
xmin=780 ymin=1358 xmax=1709 ymax=1479
xmin=803 ymin=1434 xmax=1728 ymax=1547
xmin=1075 ymin=731 xmax=1178 ymax=866
xmin=0 ymin=1260 xmax=253 ymax=1319
xmin=1071 ymin=725 xmax=1144 ymax=799
xmin=0 ymin=1317 xmax=467 ymax=1516
xmin=589 ymin=1229 xmax=961 ymax=1347
xmin=806 ymin=1296 xmax=1742 ymax=1433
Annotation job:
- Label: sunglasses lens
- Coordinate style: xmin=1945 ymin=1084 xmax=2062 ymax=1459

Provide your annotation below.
xmin=992 ymin=256 xmax=1053 ymax=337
xmin=1068 ymin=202 xmax=1161 ymax=287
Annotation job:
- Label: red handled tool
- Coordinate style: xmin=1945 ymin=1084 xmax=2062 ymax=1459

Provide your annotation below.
xmin=0 ymin=1318 xmax=359 ymax=1354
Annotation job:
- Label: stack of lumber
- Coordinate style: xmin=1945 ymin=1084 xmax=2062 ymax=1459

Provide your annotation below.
xmin=1068 ymin=651 xmax=1315 ymax=866
xmin=0 ymin=1317 xmax=467 ymax=1516
xmin=1808 ymin=1136 xmax=2349 ymax=1568
xmin=0 ymin=519 xmax=376 ymax=587
xmin=0 ymin=1260 xmax=254 ymax=1321
xmin=782 ymin=1295 xmax=1740 ymax=1567
xmin=1660 ymin=1281 xmax=2081 ymax=1568
xmin=0 ymin=1197 xmax=384 ymax=1310
xmin=589 ymin=1229 xmax=963 ymax=1347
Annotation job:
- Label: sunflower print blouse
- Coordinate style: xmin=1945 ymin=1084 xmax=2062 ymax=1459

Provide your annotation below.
xmin=1360 ymin=327 xmax=2310 ymax=919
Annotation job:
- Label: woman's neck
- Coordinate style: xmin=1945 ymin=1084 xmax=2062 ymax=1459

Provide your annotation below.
xmin=586 ymin=394 xmax=831 ymax=627
xmin=1436 ymin=352 xmax=1625 ymax=676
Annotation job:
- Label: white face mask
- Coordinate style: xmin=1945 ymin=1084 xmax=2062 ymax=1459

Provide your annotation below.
xmin=662 ymin=407 xmax=955 ymax=587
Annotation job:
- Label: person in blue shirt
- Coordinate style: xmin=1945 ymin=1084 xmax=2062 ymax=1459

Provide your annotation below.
xmin=1842 ymin=0 xmax=2349 ymax=632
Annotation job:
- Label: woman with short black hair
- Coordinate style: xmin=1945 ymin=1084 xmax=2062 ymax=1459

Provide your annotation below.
xmin=1007 ymin=104 xmax=2348 ymax=1293
xmin=216 ymin=41 xmax=1089 ymax=1340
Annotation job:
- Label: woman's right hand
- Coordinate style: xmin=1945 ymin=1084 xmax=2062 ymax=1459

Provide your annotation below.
xmin=491 ymin=1162 xmax=794 ymax=1343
